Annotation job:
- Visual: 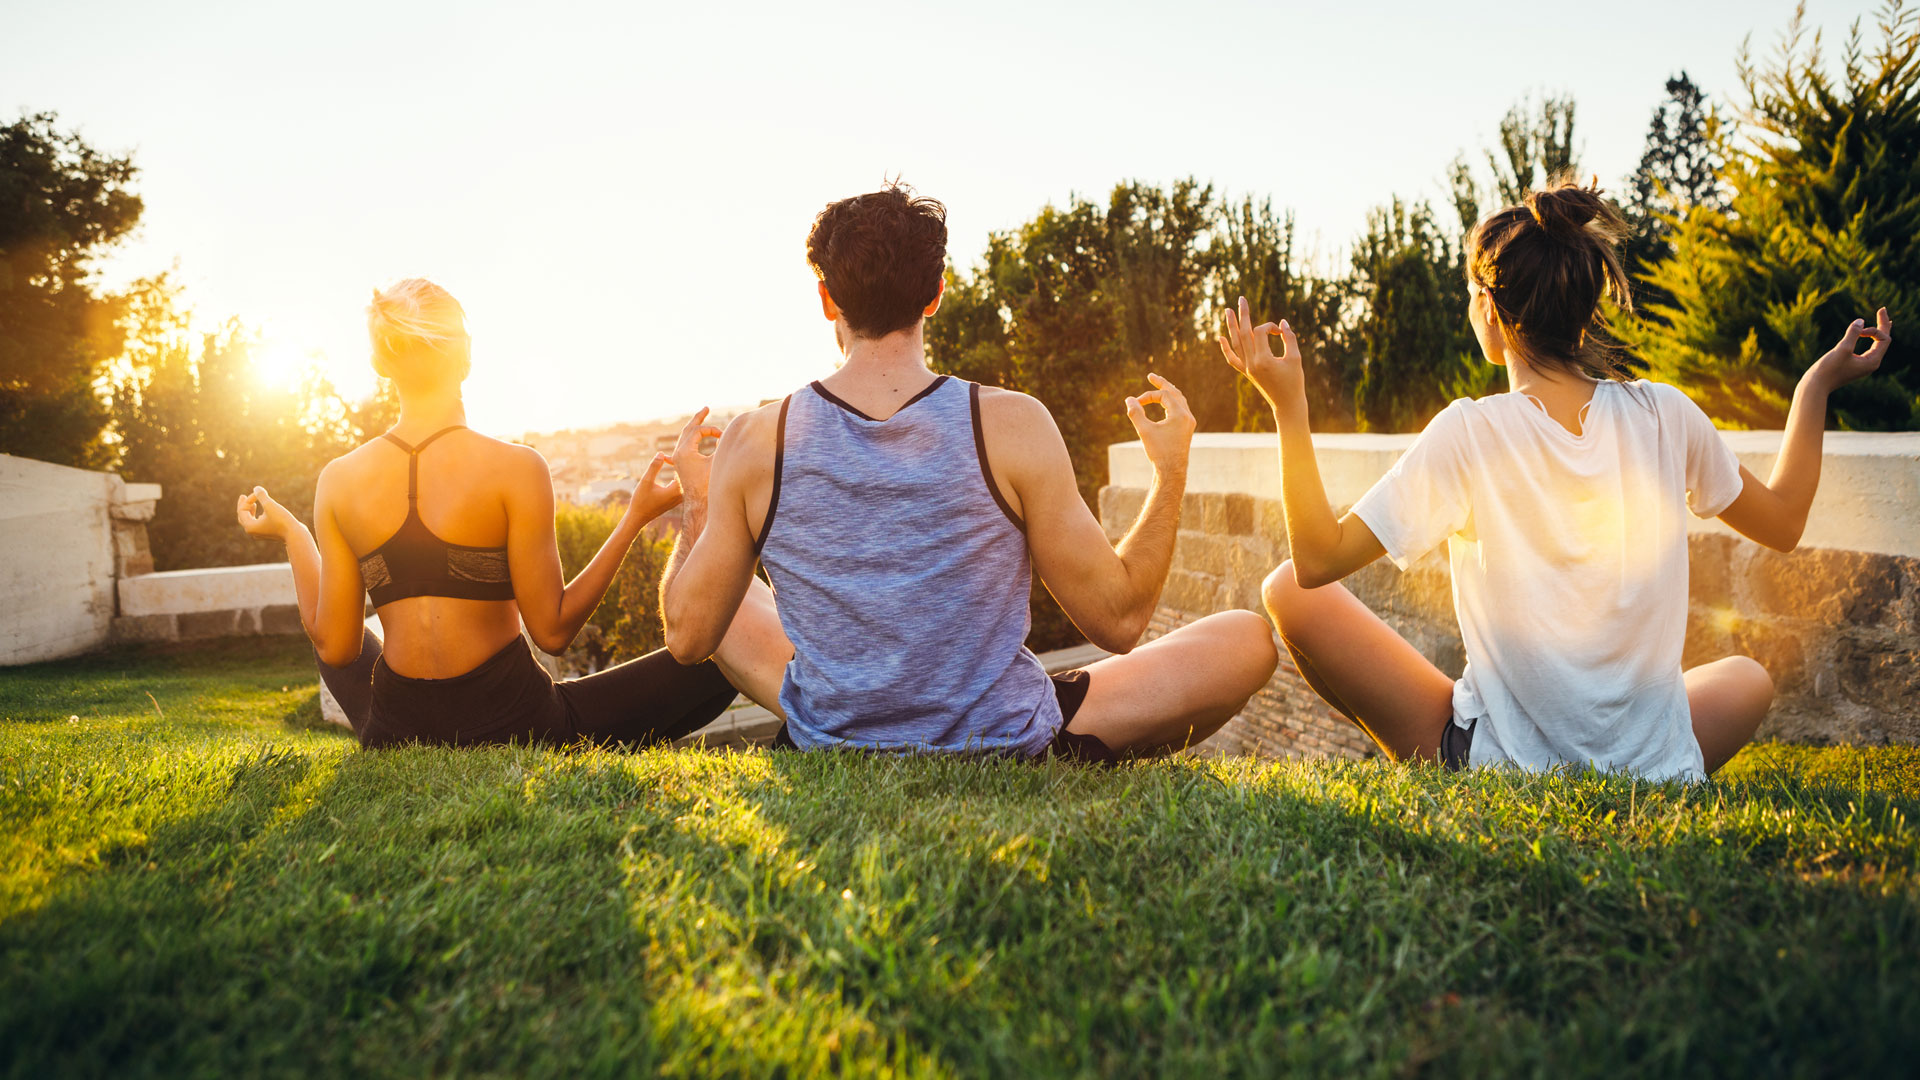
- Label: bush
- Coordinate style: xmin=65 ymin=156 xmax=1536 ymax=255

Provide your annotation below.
xmin=553 ymin=502 xmax=674 ymax=667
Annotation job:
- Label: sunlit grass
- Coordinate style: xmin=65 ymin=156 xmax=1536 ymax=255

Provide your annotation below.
xmin=2 ymin=638 xmax=1917 ymax=1077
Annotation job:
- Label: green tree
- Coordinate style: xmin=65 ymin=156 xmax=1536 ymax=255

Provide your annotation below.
xmin=1199 ymin=197 xmax=1352 ymax=432
xmin=1488 ymin=95 xmax=1580 ymax=205
xmin=930 ymin=180 xmax=1218 ymax=506
xmin=1623 ymin=73 xmax=1729 ymax=316
xmin=112 ymin=277 xmax=397 ymax=570
xmin=1349 ymin=200 xmax=1478 ymax=431
xmin=1620 ymin=1 xmax=1920 ymax=429
xmin=0 ymin=113 xmax=142 ymax=468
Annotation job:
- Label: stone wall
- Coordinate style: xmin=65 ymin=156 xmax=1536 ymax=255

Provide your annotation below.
xmin=1 ymin=455 xmax=161 ymax=665
xmin=1100 ymin=431 xmax=1920 ymax=758
xmin=113 ymin=563 xmax=306 ymax=645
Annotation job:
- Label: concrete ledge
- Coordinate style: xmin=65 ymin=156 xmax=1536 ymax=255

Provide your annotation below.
xmin=1111 ymin=431 xmax=1920 ymax=558
xmin=119 ymin=563 xmax=296 ymax=618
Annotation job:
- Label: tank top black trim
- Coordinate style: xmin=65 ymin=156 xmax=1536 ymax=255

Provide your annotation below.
xmin=969 ymin=382 xmax=1026 ymax=533
xmin=808 ymin=375 xmax=950 ymax=422
xmin=356 ymin=425 xmax=515 ymax=607
xmin=753 ymin=396 xmax=791 ymax=556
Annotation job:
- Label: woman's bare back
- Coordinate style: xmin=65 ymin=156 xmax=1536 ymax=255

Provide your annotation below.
xmin=324 ymin=427 xmax=532 ymax=679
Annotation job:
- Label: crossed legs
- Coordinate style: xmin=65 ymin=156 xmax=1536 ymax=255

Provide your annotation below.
xmin=1261 ymin=560 xmax=1776 ymax=774
xmin=1064 ymin=610 xmax=1279 ymax=756
xmin=707 ymin=576 xmax=795 ymax=719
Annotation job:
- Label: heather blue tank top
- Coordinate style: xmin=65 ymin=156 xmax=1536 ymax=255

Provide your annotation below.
xmin=755 ymin=375 xmax=1062 ymax=755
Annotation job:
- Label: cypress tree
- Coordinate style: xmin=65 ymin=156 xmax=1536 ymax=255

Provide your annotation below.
xmin=1620 ymin=2 xmax=1919 ymax=429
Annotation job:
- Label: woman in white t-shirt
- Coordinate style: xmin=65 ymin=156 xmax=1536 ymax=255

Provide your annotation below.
xmin=1217 ymin=181 xmax=1894 ymax=781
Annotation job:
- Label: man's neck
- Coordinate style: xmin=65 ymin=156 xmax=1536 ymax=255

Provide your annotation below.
xmin=819 ymin=325 xmax=941 ymax=418
xmin=835 ymin=326 xmax=932 ymax=383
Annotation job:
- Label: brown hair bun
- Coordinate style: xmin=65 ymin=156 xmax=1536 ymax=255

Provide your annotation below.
xmin=1467 ymin=177 xmax=1633 ymax=380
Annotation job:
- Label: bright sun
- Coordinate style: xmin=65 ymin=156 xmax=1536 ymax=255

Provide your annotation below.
xmin=251 ymin=342 xmax=313 ymax=390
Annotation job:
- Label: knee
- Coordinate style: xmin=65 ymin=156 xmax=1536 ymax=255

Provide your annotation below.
xmin=1729 ymin=655 xmax=1776 ymax=708
xmin=1206 ymin=608 xmax=1279 ymax=688
xmin=1262 ymin=561 xmax=1308 ymax=630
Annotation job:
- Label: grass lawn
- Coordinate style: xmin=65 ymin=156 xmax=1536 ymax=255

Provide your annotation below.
xmin=2 ymin=638 xmax=1917 ymax=1078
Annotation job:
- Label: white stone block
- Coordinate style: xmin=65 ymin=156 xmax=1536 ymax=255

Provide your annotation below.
xmin=1 ymin=455 xmax=118 ymax=665
xmin=118 ymin=563 xmax=297 ymax=617
xmin=1108 ymin=430 xmax=1920 ymax=558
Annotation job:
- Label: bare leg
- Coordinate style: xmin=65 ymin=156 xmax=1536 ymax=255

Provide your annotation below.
xmin=1064 ymin=610 xmax=1279 ymax=756
xmin=709 ymin=576 xmax=793 ymax=720
xmin=1687 ymin=655 xmax=1774 ymax=774
xmin=1262 ymin=560 xmax=1454 ymax=762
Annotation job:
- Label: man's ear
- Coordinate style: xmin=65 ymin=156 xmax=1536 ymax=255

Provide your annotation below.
xmin=817 ymin=281 xmax=840 ymax=323
xmin=922 ymin=276 xmax=945 ymax=318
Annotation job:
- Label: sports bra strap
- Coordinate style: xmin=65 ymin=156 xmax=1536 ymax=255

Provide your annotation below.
xmin=379 ymin=425 xmax=467 ymax=503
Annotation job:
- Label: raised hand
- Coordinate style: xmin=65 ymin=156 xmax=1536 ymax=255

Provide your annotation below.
xmin=235 ymin=485 xmax=299 ymax=542
xmin=666 ymin=407 xmax=726 ymax=505
xmin=1125 ymin=373 xmax=1196 ymax=477
xmin=1814 ymin=308 xmax=1894 ymax=389
xmin=626 ymin=451 xmax=682 ymax=523
xmin=1217 ymin=295 xmax=1305 ymax=410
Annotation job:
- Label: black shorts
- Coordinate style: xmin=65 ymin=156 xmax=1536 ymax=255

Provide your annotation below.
xmin=1441 ymin=716 xmax=1477 ymax=772
xmin=769 ymin=668 xmax=1118 ymax=763
xmin=319 ymin=630 xmax=738 ymax=750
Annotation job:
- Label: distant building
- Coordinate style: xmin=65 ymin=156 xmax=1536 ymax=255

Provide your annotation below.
xmin=576 ymin=478 xmax=633 ymax=506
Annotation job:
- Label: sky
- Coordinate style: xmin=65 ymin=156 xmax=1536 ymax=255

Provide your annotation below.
xmin=5 ymin=0 xmax=1878 ymax=438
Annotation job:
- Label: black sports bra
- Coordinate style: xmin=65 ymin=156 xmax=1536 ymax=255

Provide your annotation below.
xmin=356 ymin=426 xmax=515 ymax=607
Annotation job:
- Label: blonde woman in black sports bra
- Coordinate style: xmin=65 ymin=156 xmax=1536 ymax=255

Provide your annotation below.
xmin=234 ymin=278 xmax=790 ymax=748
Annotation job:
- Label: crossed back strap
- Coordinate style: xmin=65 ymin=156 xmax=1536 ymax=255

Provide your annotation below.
xmin=380 ymin=425 xmax=465 ymax=503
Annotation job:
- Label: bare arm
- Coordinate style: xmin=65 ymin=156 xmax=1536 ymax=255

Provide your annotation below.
xmin=235 ymin=472 xmax=373 ymax=668
xmin=662 ymin=408 xmax=771 ymax=663
xmin=1218 ymin=296 xmax=1385 ymax=588
xmin=1717 ymin=308 xmax=1893 ymax=552
xmin=507 ymin=445 xmax=692 ymax=654
xmin=999 ymin=376 xmax=1194 ymax=654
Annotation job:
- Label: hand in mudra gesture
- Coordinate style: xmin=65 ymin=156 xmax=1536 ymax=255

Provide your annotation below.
xmin=625 ymin=451 xmax=683 ymax=524
xmin=1124 ymin=372 xmax=1196 ymax=476
xmin=1815 ymin=307 xmax=1895 ymax=388
xmin=235 ymin=486 xmax=300 ymax=542
xmin=663 ymin=406 xmax=725 ymax=506
xmin=1217 ymin=295 xmax=1305 ymax=409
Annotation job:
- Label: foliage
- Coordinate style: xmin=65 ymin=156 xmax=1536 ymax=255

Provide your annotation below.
xmin=110 ymin=277 xmax=398 ymax=571
xmin=1620 ymin=2 xmax=1920 ymax=429
xmin=1199 ymin=197 xmax=1352 ymax=432
xmin=1486 ymin=94 xmax=1581 ymax=205
xmin=552 ymin=503 xmax=674 ymax=665
xmin=0 ymin=112 xmax=142 ymax=469
xmin=1348 ymin=200 xmax=1478 ymax=432
xmin=3 ymin=641 xmax=1919 ymax=1076
xmin=1623 ymin=72 xmax=1729 ymax=289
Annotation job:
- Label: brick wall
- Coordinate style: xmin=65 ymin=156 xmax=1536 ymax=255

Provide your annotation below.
xmin=1100 ymin=485 xmax=1920 ymax=760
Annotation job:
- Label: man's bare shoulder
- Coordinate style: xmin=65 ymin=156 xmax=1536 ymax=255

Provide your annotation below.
xmin=715 ymin=400 xmax=785 ymax=464
xmin=976 ymin=385 xmax=1063 ymax=454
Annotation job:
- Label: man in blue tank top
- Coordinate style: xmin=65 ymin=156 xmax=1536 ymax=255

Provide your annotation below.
xmin=660 ymin=183 xmax=1278 ymax=759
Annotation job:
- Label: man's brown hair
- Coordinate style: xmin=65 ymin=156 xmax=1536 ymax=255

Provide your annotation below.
xmin=806 ymin=181 xmax=947 ymax=339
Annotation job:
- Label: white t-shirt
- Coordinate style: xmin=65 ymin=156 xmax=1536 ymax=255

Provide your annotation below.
xmin=1350 ymin=380 xmax=1744 ymax=781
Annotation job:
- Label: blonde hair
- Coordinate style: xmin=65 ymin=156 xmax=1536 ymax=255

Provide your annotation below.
xmin=367 ymin=278 xmax=468 ymax=374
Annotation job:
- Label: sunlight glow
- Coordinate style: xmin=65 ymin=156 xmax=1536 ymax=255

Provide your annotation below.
xmin=252 ymin=342 xmax=314 ymax=392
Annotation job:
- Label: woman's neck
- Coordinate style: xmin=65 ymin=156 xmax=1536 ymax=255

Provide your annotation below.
xmin=1507 ymin=355 xmax=1599 ymax=435
xmin=394 ymin=385 xmax=467 ymax=436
